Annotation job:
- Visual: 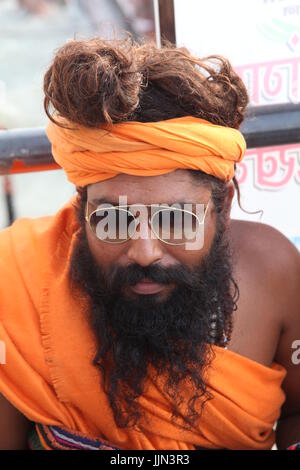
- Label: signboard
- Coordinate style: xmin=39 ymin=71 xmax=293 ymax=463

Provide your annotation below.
xmin=174 ymin=0 xmax=300 ymax=249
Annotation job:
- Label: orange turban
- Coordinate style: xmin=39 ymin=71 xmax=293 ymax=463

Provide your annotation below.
xmin=46 ymin=116 xmax=246 ymax=186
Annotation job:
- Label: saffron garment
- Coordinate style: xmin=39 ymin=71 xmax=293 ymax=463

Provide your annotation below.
xmin=46 ymin=116 xmax=246 ymax=185
xmin=0 ymin=197 xmax=286 ymax=450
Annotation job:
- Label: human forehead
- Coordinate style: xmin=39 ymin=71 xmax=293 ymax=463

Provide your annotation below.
xmin=87 ymin=170 xmax=211 ymax=205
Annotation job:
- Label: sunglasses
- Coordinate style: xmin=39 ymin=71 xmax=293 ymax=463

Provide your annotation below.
xmin=85 ymin=199 xmax=211 ymax=246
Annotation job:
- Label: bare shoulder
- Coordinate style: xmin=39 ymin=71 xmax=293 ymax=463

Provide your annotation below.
xmin=230 ymin=219 xmax=300 ymax=275
xmin=230 ymin=218 xmax=299 ymax=260
xmin=230 ymin=219 xmax=300 ymax=328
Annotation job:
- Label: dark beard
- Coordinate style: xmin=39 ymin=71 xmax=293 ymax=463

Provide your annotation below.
xmin=69 ymin=205 xmax=238 ymax=430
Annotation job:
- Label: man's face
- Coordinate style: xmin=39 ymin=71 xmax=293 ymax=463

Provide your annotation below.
xmin=71 ymin=169 xmax=236 ymax=428
xmin=85 ymin=170 xmax=216 ymax=301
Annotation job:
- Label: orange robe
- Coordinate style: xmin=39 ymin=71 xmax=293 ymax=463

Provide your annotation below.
xmin=0 ymin=197 xmax=286 ymax=450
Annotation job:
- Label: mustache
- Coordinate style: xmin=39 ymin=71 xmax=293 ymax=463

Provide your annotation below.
xmin=105 ymin=262 xmax=203 ymax=292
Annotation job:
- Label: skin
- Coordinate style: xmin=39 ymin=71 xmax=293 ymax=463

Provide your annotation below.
xmin=0 ymin=394 xmax=33 ymax=449
xmin=86 ymin=171 xmax=216 ymax=279
xmin=1 ymin=169 xmax=299 ymax=449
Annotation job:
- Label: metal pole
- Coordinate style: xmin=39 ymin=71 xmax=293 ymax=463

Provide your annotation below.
xmin=153 ymin=0 xmax=161 ymax=48
xmin=0 ymin=127 xmax=16 ymax=226
xmin=157 ymin=0 xmax=176 ymax=44
xmin=3 ymin=175 xmax=15 ymax=226
xmin=0 ymin=127 xmax=59 ymax=175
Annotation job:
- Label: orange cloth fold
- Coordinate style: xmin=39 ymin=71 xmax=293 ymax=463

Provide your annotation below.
xmin=46 ymin=116 xmax=247 ymax=185
xmin=0 ymin=198 xmax=286 ymax=450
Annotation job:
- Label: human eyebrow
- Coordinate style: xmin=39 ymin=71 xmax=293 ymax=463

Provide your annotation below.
xmin=89 ymin=198 xmax=120 ymax=207
xmin=157 ymin=202 xmax=196 ymax=209
xmin=89 ymin=199 xmax=205 ymax=208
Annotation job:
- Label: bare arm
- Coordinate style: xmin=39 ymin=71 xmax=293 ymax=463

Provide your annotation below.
xmin=274 ymin=237 xmax=300 ymax=449
xmin=0 ymin=393 xmax=33 ymax=449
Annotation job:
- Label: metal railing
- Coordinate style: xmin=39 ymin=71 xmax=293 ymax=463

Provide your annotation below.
xmin=1 ymin=103 xmax=300 ymax=176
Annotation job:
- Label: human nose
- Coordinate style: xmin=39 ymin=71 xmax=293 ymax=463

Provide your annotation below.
xmin=126 ymin=217 xmax=164 ymax=267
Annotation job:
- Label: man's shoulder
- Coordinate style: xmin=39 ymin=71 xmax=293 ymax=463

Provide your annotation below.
xmin=0 ymin=196 xmax=78 ymax=258
xmin=230 ymin=219 xmax=299 ymax=266
xmin=230 ymin=219 xmax=300 ymax=328
xmin=0 ymin=196 xmax=79 ymax=305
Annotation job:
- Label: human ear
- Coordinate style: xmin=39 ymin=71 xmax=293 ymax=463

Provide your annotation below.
xmin=224 ymin=181 xmax=235 ymax=220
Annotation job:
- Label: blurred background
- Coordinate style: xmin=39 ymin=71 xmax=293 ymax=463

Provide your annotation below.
xmin=174 ymin=0 xmax=300 ymax=249
xmin=0 ymin=0 xmax=155 ymax=229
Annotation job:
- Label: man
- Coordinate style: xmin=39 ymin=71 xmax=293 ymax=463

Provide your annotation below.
xmin=0 ymin=37 xmax=299 ymax=450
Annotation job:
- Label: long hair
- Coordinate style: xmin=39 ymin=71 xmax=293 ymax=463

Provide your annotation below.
xmin=44 ymin=36 xmax=249 ymax=211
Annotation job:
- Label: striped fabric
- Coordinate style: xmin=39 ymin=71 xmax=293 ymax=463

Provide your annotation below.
xmin=28 ymin=423 xmax=120 ymax=450
xmin=287 ymin=442 xmax=300 ymax=450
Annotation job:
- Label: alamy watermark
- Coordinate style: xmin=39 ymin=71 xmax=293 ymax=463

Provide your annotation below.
xmin=88 ymin=195 xmax=208 ymax=251
xmin=291 ymin=340 xmax=300 ymax=365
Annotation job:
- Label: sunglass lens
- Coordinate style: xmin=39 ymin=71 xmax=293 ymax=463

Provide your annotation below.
xmin=152 ymin=209 xmax=199 ymax=244
xmin=90 ymin=208 xmax=135 ymax=242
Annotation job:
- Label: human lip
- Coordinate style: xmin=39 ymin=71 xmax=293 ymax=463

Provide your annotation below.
xmin=130 ymin=278 xmax=165 ymax=295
